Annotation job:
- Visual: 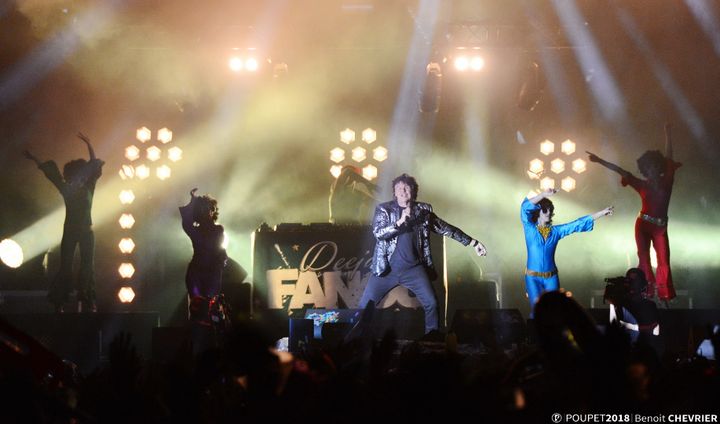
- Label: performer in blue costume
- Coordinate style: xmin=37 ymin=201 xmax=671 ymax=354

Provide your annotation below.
xmin=521 ymin=188 xmax=613 ymax=316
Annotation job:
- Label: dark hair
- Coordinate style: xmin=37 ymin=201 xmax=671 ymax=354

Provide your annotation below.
xmin=530 ymin=198 xmax=554 ymax=224
xmin=637 ymin=150 xmax=665 ymax=178
xmin=392 ymin=173 xmax=419 ymax=201
xmin=625 ymin=267 xmax=648 ymax=294
xmin=63 ymin=159 xmax=88 ymax=181
xmin=193 ymin=195 xmax=219 ymax=225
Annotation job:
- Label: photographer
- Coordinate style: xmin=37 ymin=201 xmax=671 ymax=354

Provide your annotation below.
xmin=605 ymin=268 xmax=660 ymax=343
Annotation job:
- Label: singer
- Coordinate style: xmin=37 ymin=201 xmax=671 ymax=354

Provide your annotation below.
xmin=358 ymin=173 xmax=487 ymax=335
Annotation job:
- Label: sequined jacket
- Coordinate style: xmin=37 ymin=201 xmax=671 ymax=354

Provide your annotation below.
xmin=371 ymin=200 xmax=473 ymax=277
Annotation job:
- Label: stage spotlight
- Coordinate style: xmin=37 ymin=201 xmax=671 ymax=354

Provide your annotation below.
xmin=561 ymin=176 xmax=576 ymax=192
xmin=540 ymin=177 xmax=555 ymax=190
xmin=561 ymin=139 xmax=576 ymax=155
xmin=136 ymin=127 xmax=151 ymax=143
xmin=362 ymin=164 xmax=378 ymax=180
xmin=330 ymin=165 xmax=342 ymax=178
xmin=340 ymin=128 xmax=355 ymax=144
xmin=118 ymin=286 xmax=135 ymax=303
xmin=351 ymin=147 xmax=366 ymax=162
xmin=229 ymin=56 xmax=244 ymax=72
xmin=550 ymin=158 xmax=565 ymax=174
xmin=118 ymin=263 xmax=135 ymax=279
xmin=420 ymin=62 xmax=442 ymax=113
xmin=362 ymin=128 xmax=377 ymax=144
xmin=146 ymin=146 xmax=162 ymax=162
xmin=125 ymin=145 xmax=140 ymax=161
xmin=168 ymin=146 xmax=183 ymax=162
xmin=119 ymin=165 xmax=135 ymax=180
xmin=470 ymin=56 xmax=485 ymax=71
xmin=540 ymin=139 xmax=554 ymax=156
xmin=245 ymin=57 xmax=259 ymax=72
xmin=119 ymin=213 xmax=135 ymax=229
xmin=454 ymin=56 xmax=470 ymax=71
xmin=572 ymin=158 xmax=587 ymax=174
xmin=156 ymin=165 xmax=171 ymax=180
xmin=373 ymin=146 xmax=388 ymax=162
xmin=529 ymin=159 xmax=544 ymax=177
xmin=0 ymin=239 xmax=23 ymax=268
xmin=330 ymin=147 xmax=345 ymax=163
xmin=119 ymin=190 xmax=135 ymax=205
xmin=135 ymin=164 xmax=150 ymax=180
xmin=157 ymin=127 xmax=173 ymax=144
xmin=118 ymin=238 xmax=135 ymax=254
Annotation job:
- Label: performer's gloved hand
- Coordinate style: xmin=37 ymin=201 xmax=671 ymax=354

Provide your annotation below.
xmin=472 ymin=239 xmax=488 ymax=257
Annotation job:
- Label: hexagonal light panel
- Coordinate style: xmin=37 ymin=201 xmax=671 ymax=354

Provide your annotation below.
xmin=561 ymin=176 xmax=576 ymax=192
xmin=146 ymin=146 xmax=162 ymax=162
xmin=118 ymin=263 xmax=135 ymax=279
xmin=561 ymin=139 xmax=576 ymax=155
xmin=330 ymin=165 xmax=342 ymax=178
xmin=157 ymin=127 xmax=173 ymax=144
xmin=373 ymin=146 xmax=388 ymax=162
xmin=135 ymin=164 xmax=150 ymax=180
xmin=351 ymin=147 xmax=366 ymax=162
xmin=119 ymin=165 xmax=134 ymax=180
xmin=540 ymin=177 xmax=555 ymax=190
xmin=550 ymin=158 xmax=565 ymax=174
xmin=362 ymin=128 xmax=377 ymax=144
xmin=529 ymin=158 xmax=544 ymax=177
xmin=118 ymin=238 xmax=135 ymax=254
xmin=330 ymin=147 xmax=345 ymax=163
xmin=136 ymin=127 xmax=151 ymax=143
xmin=156 ymin=165 xmax=171 ymax=180
xmin=540 ymin=139 xmax=554 ymax=156
xmin=340 ymin=128 xmax=355 ymax=144
xmin=119 ymin=190 xmax=135 ymax=205
xmin=168 ymin=146 xmax=183 ymax=162
xmin=362 ymin=164 xmax=378 ymax=180
xmin=572 ymin=158 xmax=587 ymax=174
xmin=118 ymin=286 xmax=136 ymax=303
xmin=125 ymin=145 xmax=140 ymax=161
xmin=119 ymin=213 xmax=135 ymax=229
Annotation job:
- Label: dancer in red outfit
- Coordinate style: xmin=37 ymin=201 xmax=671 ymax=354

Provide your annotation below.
xmin=587 ymin=123 xmax=681 ymax=301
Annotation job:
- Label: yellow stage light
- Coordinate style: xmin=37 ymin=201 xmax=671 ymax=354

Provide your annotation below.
xmin=529 ymin=159 xmax=544 ymax=177
xmin=540 ymin=139 xmax=554 ymax=156
xmin=118 ymin=238 xmax=135 ymax=254
xmin=119 ymin=190 xmax=135 ymax=205
xmin=540 ymin=177 xmax=555 ymax=190
xmin=229 ymin=56 xmax=244 ymax=72
xmin=362 ymin=128 xmax=377 ymax=144
xmin=330 ymin=148 xmax=345 ymax=163
xmin=245 ymin=57 xmax=259 ymax=72
xmin=136 ymin=127 xmax=151 ymax=143
xmin=373 ymin=146 xmax=388 ymax=162
xmin=561 ymin=139 xmax=576 ymax=155
xmin=118 ymin=287 xmax=135 ymax=303
xmin=572 ymin=158 xmax=587 ymax=174
xmin=157 ymin=127 xmax=173 ymax=144
xmin=119 ymin=165 xmax=134 ymax=180
xmin=351 ymin=147 xmax=366 ymax=162
xmin=118 ymin=214 xmax=135 ymax=229
xmin=168 ymin=146 xmax=183 ymax=162
xmin=118 ymin=263 xmax=135 ymax=279
xmin=362 ymin=164 xmax=378 ymax=180
xmin=146 ymin=146 xmax=162 ymax=162
xmin=330 ymin=165 xmax=342 ymax=178
xmin=135 ymin=164 xmax=150 ymax=180
xmin=156 ymin=165 xmax=171 ymax=180
xmin=0 ymin=239 xmax=23 ymax=268
xmin=561 ymin=176 xmax=576 ymax=192
xmin=550 ymin=158 xmax=565 ymax=174
xmin=454 ymin=56 xmax=469 ymax=71
xmin=340 ymin=128 xmax=355 ymax=144
xmin=470 ymin=56 xmax=485 ymax=71
xmin=125 ymin=145 xmax=140 ymax=161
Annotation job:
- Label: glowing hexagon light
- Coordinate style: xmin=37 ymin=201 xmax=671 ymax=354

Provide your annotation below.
xmin=136 ymin=127 xmax=151 ymax=143
xmin=119 ymin=165 xmax=134 ymax=180
xmin=572 ymin=158 xmax=587 ymax=174
xmin=529 ymin=159 xmax=544 ymax=177
xmin=146 ymin=146 xmax=162 ymax=162
xmin=540 ymin=177 xmax=555 ymax=190
xmin=119 ymin=190 xmax=135 ymax=205
xmin=540 ymin=139 xmax=554 ymax=156
xmin=168 ymin=146 xmax=183 ymax=162
xmin=361 ymin=128 xmax=377 ymax=144
xmin=330 ymin=165 xmax=342 ymax=178
xmin=351 ymin=147 xmax=366 ymax=162
xmin=125 ymin=145 xmax=140 ymax=161
xmin=118 ymin=238 xmax=136 ymax=254
xmin=550 ymin=158 xmax=565 ymax=174
xmin=373 ymin=146 xmax=388 ymax=162
xmin=340 ymin=128 xmax=355 ymax=144
xmin=561 ymin=176 xmax=576 ymax=192
xmin=119 ymin=214 xmax=135 ymax=229
xmin=156 ymin=165 xmax=171 ymax=180
xmin=135 ymin=164 xmax=150 ymax=180
xmin=330 ymin=148 xmax=345 ymax=163
xmin=118 ymin=287 xmax=136 ymax=303
xmin=157 ymin=127 xmax=173 ymax=144
xmin=362 ymin=164 xmax=378 ymax=181
xmin=561 ymin=139 xmax=576 ymax=155
xmin=118 ymin=263 xmax=135 ymax=279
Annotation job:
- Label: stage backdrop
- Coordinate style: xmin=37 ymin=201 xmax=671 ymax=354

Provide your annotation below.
xmin=251 ymin=223 xmax=447 ymax=325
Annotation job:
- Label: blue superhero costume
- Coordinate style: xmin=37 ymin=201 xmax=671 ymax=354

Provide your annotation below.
xmin=521 ymin=198 xmax=594 ymax=315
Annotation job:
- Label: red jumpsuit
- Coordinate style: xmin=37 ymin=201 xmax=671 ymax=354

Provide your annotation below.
xmin=621 ymin=159 xmax=681 ymax=300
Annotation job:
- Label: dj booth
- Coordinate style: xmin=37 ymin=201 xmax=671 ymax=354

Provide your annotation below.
xmin=251 ymin=223 xmax=448 ymax=332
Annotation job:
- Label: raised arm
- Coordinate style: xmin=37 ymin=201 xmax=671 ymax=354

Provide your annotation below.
xmin=528 ymin=188 xmax=557 ymax=205
xmin=590 ymin=206 xmax=614 ymax=221
xmin=586 ymin=151 xmax=631 ymax=178
xmin=77 ymin=132 xmax=96 ymax=160
xmin=664 ymin=122 xmax=673 ymax=160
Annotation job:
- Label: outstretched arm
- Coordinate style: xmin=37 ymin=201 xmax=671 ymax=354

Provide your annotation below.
xmin=590 ymin=206 xmax=614 ymax=221
xmin=586 ymin=151 xmax=631 ymax=178
xmin=77 ymin=132 xmax=96 ymax=160
xmin=664 ymin=122 xmax=673 ymax=160
xmin=23 ymin=150 xmax=42 ymax=167
xmin=528 ymin=188 xmax=556 ymax=205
